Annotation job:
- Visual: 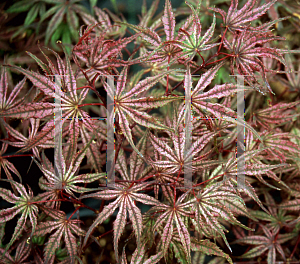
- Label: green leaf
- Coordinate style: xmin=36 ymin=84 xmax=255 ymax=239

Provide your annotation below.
xmin=24 ymin=4 xmax=39 ymax=26
xmin=44 ymin=5 xmax=66 ymax=45
xmin=6 ymin=0 xmax=35 ymax=13
xmin=191 ymin=239 xmax=233 ymax=264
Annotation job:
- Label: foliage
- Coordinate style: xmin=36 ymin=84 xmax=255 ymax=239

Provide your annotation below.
xmin=0 ymin=0 xmax=300 ymax=263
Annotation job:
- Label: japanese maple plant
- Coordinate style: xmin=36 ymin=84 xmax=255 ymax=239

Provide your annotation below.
xmin=0 ymin=0 xmax=300 ymax=263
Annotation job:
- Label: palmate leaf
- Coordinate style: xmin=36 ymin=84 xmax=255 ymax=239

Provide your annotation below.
xmin=34 ymin=206 xmax=85 ymax=264
xmin=81 ymin=181 xmax=160 ymax=261
xmin=234 ymin=224 xmax=297 ymax=264
xmin=0 ymin=239 xmax=31 ymax=264
xmin=32 ymin=135 xmax=105 ymax=199
xmin=103 ymin=67 xmax=181 ymax=156
xmin=149 ymin=191 xmax=192 ymax=263
xmin=0 ymin=67 xmax=27 ymax=114
xmin=74 ymin=32 xmax=139 ymax=79
xmin=177 ymin=2 xmax=219 ymax=61
xmin=0 ymin=142 xmax=22 ymax=182
xmin=1 ymin=118 xmax=55 ymax=160
xmin=183 ymin=63 xmax=263 ymax=142
xmin=0 ymin=180 xmax=38 ymax=256
xmin=222 ymin=29 xmax=286 ymax=95
xmin=209 ymin=0 xmax=277 ymax=32
xmin=182 ymin=182 xmax=253 ymax=253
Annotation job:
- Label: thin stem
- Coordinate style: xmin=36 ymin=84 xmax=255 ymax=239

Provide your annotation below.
xmin=290 ymin=234 xmax=300 ymax=259
xmin=193 ymin=173 xmax=225 ymax=188
xmin=217 ymin=26 xmax=228 ymax=53
xmin=165 ymin=53 xmax=171 ymax=96
xmin=173 ymin=164 xmax=183 ymax=207
xmin=78 ymin=103 xmax=105 ymax=107
xmin=2 ymin=154 xmax=33 ymax=159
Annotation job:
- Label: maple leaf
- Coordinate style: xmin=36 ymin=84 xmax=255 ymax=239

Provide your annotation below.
xmin=115 ymin=129 xmax=149 ymax=182
xmin=0 ymin=179 xmax=39 ymax=255
xmin=253 ymin=101 xmax=300 ymax=130
xmin=222 ymin=29 xmax=287 ymax=95
xmin=33 ymin=135 xmax=105 ymax=199
xmin=209 ymin=0 xmax=277 ymax=32
xmin=148 ymin=125 xmax=217 ymax=175
xmin=4 ymin=45 xmax=106 ymax=155
xmin=0 ymin=239 xmax=31 ymax=264
xmin=80 ymin=181 xmax=161 ymax=261
xmin=146 ymin=190 xmax=192 ymax=263
xmin=80 ymin=6 xmax=127 ymax=39
xmin=234 ymin=224 xmax=297 ymax=264
xmin=183 ymin=63 xmax=263 ymax=141
xmin=0 ymin=66 xmax=27 ymax=115
xmin=0 ymin=142 xmax=22 ymax=182
xmin=34 ymin=206 xmax=85 ymax=264
xmin=1 ymin=118 xmax=54 ymax=161
xmin=182 ymin=181 xmax=254 ymax=253
xmin=102 ymin=65 xmax=182 ymax=155
xmin=117 ymin=0 xmax=192 ymax=65
xmin=177 ymin=1 xmax=219 ymax=62
xmin=73 ymin=27 xmax=139 ymax=79
xmin=249 ymin=192 xmax=298 ymax=235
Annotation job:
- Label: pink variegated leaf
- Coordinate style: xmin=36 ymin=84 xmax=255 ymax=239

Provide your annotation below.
xmin=116 ymin=148 xmax=130 ymax=181
xmin=162 ymin=0 xmax=175 ymax=41
xmin=80 ymin=188 xmax=121 ymax=200
xmin=65 ymin=135 xmax=95 ymax=180
xmin=149 ymin=133 xmax=177 ymax=163
xmin=124 ymin=96 xmax=182 ymax=110
xmin=276 ymin=233 xmax=298 ymax=244
xmin=116 ymin=66 xmax=129 ymax=98
xmin=120 ymin=247 xmax=128 ymax=264
xmin=131 ymin=240 xmax=147 ymax=264
xmin=5 ymin=64 xmax=57 ymax=98
xmin=174 ymin=212 xmax=191 ymax=260
xmin=113 ymin=197 xmax=127 ymax=261
xmin=234 ymin=235 xmax=269 ymax=245
xmin=244 ymin=163 xmax=287 ymax=176
xmin=185 ymin=132 xmax=216 ymax=159
xmin=161 ymin=212 xmax=174 ymax=257
xmin=267 ymin=246 xmax=276 ymax=264
xmin=1 ymin=159 xmax=22 ymax=182
xmin=121 ymin=70 xmax=178 ymax=100
xmin=83 ymin=197 xmax=121 ymax=247
xmin=131 ymin=193 xmax=161 ymax=206
xmin=64 ymin=118 xmax=79 ymax=168
xmin=0 ymin=102 xmax=54 ymax=119
xmin=143 ymin=251 xmax=164 ymax=264
xmin=209 ymin=0 xmax=277 ymax=32
xmin=33 ymin=221 xmax=58 ymax=236
xmin=118 ymin=108 xmax=143 ymax=157
xmin=152 ymin=210 xmax=171 ymax=235
xmin=129 ymin=130 xmax=148 ymax=181
xmin=0 ymin=186 xmax=19 ymax=204
xmin=191 ymin=62 xmax=224 ymax=95
xmin=279 ymin=199 xmax=300 ymax=211
xmin=127 ymin=197 xmax=143 ymax=246
xmin=63 ymin=225 xmax=77 ymax=264
xmin=122 ymin=106 xmax=174 ymax=133
xmin=0 ymin=205 xmax=23 ymax=222
xmin=240 ymin=245 xmax=269 ymax=259
xmin=117 ymin=22 xmax=161 ymax=47
xmin=44 ymin=226 xmax=64 ymax=263
xmin=79 ymin=125 xmax=103 ymax=173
